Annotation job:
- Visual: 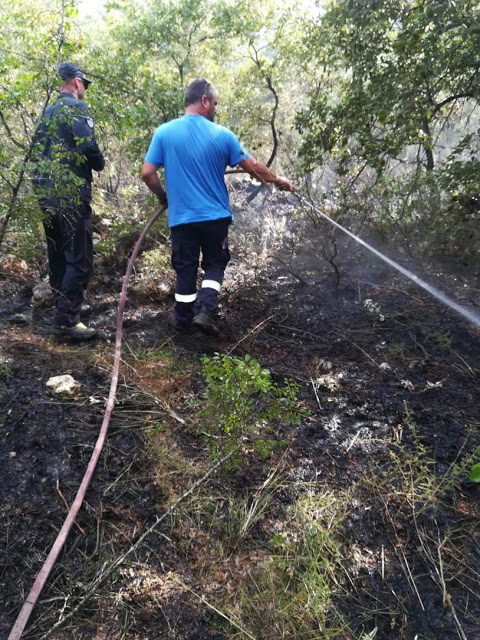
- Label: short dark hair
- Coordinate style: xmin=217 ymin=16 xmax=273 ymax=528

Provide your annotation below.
xmin=184 ymin=78 xmax=217 ymax=108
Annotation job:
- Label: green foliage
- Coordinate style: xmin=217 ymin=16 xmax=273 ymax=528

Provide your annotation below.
xmin=438 ymin=133 xmax=480 ymax=195
xmin=383 ymin=171 xmax=480 ymax=258
xmin=235 ymin=491 xmax=350 ymax=639
xmin=198 ymin=352 xmax=306 ymax=467
xmin=386 ymin=404 xmax=480 ymax=509
xmin=471 ymin=463 xmax=480 ymax=483
xmin=219 ymin=1 xmax=303 ymax=165
xmin=150 ymin=421 xmax=165 ymax=434
xmin=0 ymin=0 xmax=81 ymax=249
xmin=294 ymin=0 xmax=480 ymax=258
xmin=297 ymin=0 xmax=480 ymax=175
xmin=252 ymin=437 xmax=287 ymax=461
xmin=137 ymin=245 xmax=171 ymax=278
xmin=0 ymin=0 xmax=304 ymax=252
xmin=86 ymin=16 xmax=183 ymax=160
xmin=316 ymin=161 xmax=480 ymax=260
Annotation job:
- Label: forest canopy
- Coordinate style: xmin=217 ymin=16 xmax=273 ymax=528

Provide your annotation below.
xmin=1 ymin=0 xmax=480 ymax=261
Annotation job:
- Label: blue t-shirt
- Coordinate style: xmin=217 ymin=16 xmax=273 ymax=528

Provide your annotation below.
xmin=145 ymin=115 xmax=250 ymax=227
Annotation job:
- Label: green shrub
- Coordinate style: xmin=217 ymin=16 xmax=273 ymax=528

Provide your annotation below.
xmin=198 ymin=353 xmax=307 ymax=467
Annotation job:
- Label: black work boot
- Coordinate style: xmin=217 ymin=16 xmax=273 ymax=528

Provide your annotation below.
xmin=193 ymin=307 xmax=219 ymax=336
xmin=54 ymin=322 xmax=96 ymax=341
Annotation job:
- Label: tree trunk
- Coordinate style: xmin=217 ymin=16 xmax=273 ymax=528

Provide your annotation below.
xmin=421 ymin=118 xmax=434 ymax=171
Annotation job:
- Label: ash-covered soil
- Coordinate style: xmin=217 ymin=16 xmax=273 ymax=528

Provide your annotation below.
xmin=1 ymin=187 xmax=479 ymax=639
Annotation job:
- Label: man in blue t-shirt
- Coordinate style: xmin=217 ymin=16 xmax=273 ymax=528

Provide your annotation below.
xmin=142 ymin=78 xmax=293 ymax=335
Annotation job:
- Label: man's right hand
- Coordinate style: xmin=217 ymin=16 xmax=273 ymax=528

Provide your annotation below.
xmin=276 ymin=177 xmax=294 ymax=192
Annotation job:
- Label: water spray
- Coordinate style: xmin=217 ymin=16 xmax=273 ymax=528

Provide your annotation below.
xmin=295 ymin=193 xmax=480 ymax=329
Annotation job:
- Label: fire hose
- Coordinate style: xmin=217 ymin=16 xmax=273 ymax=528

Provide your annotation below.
xmin=8 ymin=205 xmax=167 ymax=640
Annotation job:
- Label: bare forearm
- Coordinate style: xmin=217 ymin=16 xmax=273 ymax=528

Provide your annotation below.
xmin=141 ymin=162 xmax=167 ymax=203
xmin=237 ymin=157 xmax=294 ymax=191
xmin=242 ymin=159 xmax=275 ymax=182
xmin=143 ymin=173 xmax=166 ymax=199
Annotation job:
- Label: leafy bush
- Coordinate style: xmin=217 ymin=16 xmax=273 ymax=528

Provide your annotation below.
xmin=198 ymin=352 xmax=306 ymax=467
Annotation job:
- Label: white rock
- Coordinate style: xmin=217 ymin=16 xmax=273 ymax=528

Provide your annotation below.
xmin=46 ymin=374 xmax=81 ymax=398
xmin=379 ymin=362 xmax=391 ymax=371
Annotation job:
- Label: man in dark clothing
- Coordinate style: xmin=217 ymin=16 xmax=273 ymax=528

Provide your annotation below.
xmin=141 ymin=78 xmax=293 ymax=336
xmin=33 ymin=62 xmax=105 ymax=340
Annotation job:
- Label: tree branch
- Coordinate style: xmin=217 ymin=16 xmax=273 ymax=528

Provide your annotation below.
xmin=0 ymin=0 xmax=68 ymax=249
xmin=432 ymin=92 xmax=476 ymax=116
xmin=0 ymin=110 xmax=27 ymax=150
xmin=248 ymin=40 xmax=280 ymax=168
xmin=265 ymin=75 xmax=279 ymax=168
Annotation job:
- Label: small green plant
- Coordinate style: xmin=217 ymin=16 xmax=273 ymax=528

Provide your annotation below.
xmin=150 ymin=421 xmax=165 ymax=434
xmin=385 ymin=404 xmax=480 ymax=511
xmin=253 ymin=437 xmax=287 ymax=461
xmin=198 ymin=353 xmax=307 ymax=466
xmin=471 ymin=463 xmax=480 ymax=482
xmin=138 ymin=246 xmax=171 ymax=278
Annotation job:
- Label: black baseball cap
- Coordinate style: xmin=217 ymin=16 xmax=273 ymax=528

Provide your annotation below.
xmin=58 ymin=62 xmax=92 ymax=86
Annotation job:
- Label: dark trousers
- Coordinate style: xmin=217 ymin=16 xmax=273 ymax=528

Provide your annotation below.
xmin=170 ymin=217 xmax=231 ymax=323
xmin=41 ymin=200 xmax=93 ymax=328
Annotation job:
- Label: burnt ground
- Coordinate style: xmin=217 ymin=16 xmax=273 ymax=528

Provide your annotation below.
xmin=1 ymin=189 xmax=480 ymax=640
